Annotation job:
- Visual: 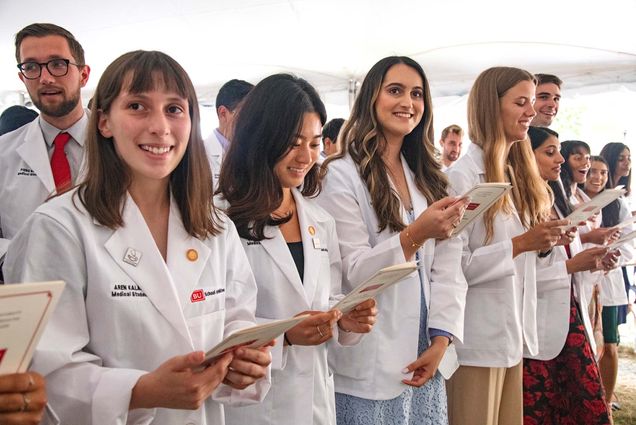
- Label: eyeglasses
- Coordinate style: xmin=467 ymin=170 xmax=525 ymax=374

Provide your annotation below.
xmin=17 ymin=58 xmax=82 ymax=80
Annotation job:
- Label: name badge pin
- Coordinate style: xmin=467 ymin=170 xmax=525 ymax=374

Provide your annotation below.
xmin=123 ymin=247 xmax=142 ymax=267
xmin=312 ymin=237 xmax=321 ymax=250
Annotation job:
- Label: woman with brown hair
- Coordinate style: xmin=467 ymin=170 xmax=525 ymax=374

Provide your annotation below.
xmin=4 ymin=50 xmax=270 ymax=424
xmin=445 ymin=67 xmax=566 ymax=425
xmin=317 ymin=56 xmax=468 ymax=425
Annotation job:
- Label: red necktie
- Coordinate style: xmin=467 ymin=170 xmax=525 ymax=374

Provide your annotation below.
xmin=51 ymin=132 xmax=72 ymax=192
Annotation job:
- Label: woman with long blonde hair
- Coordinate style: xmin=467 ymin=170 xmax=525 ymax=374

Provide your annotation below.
xmin=318 ymin=56 xmax=468 ymax=424
xmin=445 ymin=67 xmax=566 ymax=425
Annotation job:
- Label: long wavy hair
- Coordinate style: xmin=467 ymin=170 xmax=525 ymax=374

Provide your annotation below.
xmin=218 ymin=74 xmax=326 ymax=241
xmin=77 ymin=50 xmax=219 ymax=238
xmin=323 ymin=56 xmax=446 ymax=233
xmin=600 ymin=142 xmax=631 ymax=197
xmin=468 ymin=67 xmax=551 ymax=243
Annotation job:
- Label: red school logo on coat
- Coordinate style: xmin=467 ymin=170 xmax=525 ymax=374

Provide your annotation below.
xmin=191 ymin=289 xmax=206 ymax=303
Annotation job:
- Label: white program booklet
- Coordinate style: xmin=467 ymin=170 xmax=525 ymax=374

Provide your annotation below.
xmin=0 ymin=281 xmax=65 ymax=374
xmin=607 ymin=229 xmax=636 ymax=250
xmin=200 ymin=314 xmax=310 ymax=368
xmin=451 ymin=183 xmax=512 ymax=236
xmin=615 ymin=214 xmax=636 ymax=230
xmin=332 ymin=262 xmax=419 ymax=314
xmin=564 ymin=188 xmax=626 ymax=228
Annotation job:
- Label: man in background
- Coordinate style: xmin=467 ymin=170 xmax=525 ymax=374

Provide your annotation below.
xmin=438 ymin=124 xmax=463 ymax=171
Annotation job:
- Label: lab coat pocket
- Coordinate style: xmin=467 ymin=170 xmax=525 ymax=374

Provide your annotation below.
xmin=187 ymin=309 xmax=225 ymax=352
xmin=536 ymin=297 xmax=548 ymax=343
xmin=463 ymin=288 xmax=507 ymax=349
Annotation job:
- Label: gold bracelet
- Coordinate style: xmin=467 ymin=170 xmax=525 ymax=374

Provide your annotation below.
xmin=404 ymin=228 xmax=423 ymax=248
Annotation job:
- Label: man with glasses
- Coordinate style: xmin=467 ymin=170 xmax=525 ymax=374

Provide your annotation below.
xmin=0 ymin=23 xmax=90 ymax=272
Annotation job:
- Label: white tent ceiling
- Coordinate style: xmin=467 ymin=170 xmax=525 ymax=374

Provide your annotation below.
xmin=1 ymin=0 xmax=635 ymax=105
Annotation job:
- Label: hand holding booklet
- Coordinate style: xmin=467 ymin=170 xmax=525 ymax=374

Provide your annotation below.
xmin=200 ymin=314 xmax=310 ymax=368
xmin=451 ymin=183 xmax=512 ymax=236
xmin=607 ymin=229 xmax=636 ymax=250
xmin=332 ymin=261 xmax=419 ymax=314
xmin=0 ymin=281 xmax=65 ymax=374
xmin=562 ymin=188 xmax=626 ymax=228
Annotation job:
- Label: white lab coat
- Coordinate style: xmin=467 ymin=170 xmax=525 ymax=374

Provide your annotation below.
xmin=3 ymin=190 xmax=269 ymax=425
xmin=527 ymin=233 xmax=596 ymax=360
xmin=316 ymin=154 xmax=467 ymax=400
xmin=203 ymin=131 xmax=223 ymax=189
xmin=446 ymin=143 xmax=539 ymax=367
xmin=224 ymin=188 xmax=358 ymax=425
xmin=599 ymin=197 xmax=634 ymax=306
xmin=0 ymin=117 xmax=85 ymax=259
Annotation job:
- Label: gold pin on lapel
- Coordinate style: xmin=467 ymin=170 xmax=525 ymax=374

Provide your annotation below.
xmin=186 ymin=249 xmax=198 ymax=262
xmin=308 ymin=225 xmax=316 ymax=236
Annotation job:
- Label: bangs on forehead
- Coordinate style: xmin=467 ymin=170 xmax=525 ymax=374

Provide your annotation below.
xmin=571 ymin=146 xmax=590 ymax=156
xmin=122 ymin=53 xmax=189 ymax=98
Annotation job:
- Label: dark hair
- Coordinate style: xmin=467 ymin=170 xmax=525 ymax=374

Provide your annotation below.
xmin=440 ymin=124 xmax=463 ymax=140
xmin=600 ymin=142 xmax=631 ymax=197
xmin=528 ymin=126 xmax=559 ymax=151
xmin=15 ymin=23 xmax=85 ymax=65
xmin=218 ymin=74 xmax=326 ymax=241
xmin=587 ymin=155 xmax=620 ymax=227
xmin=78 ymin=50 xmax=219 ymax=238
xmin=0 ymin=105 xmax=38 ymax=136
xmin=535 ymin=73 xmax=563 ymax=88
xmin=324 ymin=56 xmax=446 ymax=233
xmin=555 ymin=140 xmax=590 ymax=217
xmin=322 ymin=118 xmax=345 ymax=146
xmin=215 ymin=79 xmax=254 ymax=112
xmin=527 ymin=126 xmax=566 ymax=214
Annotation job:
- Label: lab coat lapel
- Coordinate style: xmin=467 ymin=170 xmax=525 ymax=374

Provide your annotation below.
xmin=294 ymin=189 xmax=319 ymax=305
xmin=259 ymin=224 xmax=308 ymax=304
xmin=16 ymin=120 xmax=56 ymax=194
xmin=104 ymin=194 xmax=192 ymax=344
xmin=166 ymin=199 xmax=211 ymax=294
xmin=401 ymin=156 xmax=431 ymax=305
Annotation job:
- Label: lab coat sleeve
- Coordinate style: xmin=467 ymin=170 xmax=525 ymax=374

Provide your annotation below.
xmin=428 ymin=236 xmax=467 ymax=341
xmin=617 ymin=198 xmax=635 ymax=266
xmin=325 ymin=217 xmax=363 ymax=347
xmin=4 ymin=213 xmax=156 ymax=425
xmin=316 ymin=165 xmax=406 ymax=290
xmin=212 ymin=219 xmax=271 ymax=406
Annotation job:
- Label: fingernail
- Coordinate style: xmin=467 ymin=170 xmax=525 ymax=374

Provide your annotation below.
xmin=401 ymin=368 xmax=410 ymax=374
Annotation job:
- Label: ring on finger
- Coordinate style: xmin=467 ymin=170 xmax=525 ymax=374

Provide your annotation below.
xmin=317 ymin=326 xmax=324 ymax=337
xmin=20 ymin=393 xmax=30 ymax=412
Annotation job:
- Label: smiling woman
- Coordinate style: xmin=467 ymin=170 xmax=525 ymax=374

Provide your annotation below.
xmin=4 ymin=50 xmax=272 ymax=425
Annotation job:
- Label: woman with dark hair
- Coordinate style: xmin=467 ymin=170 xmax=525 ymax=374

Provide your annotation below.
xmin=445 ymin=67 xmax=566 ymax=425
xmin=318 ymin=56 xmax=468 ymax=424
xmin=560 ymin=141 xmax=619 ymax=247
xmin=523 ymin=126 xmax=611 ymax=424
xmin=219 ymin=74 xmax=377 ymax=425
xmin=595 ymin=144 xmax=634 ymax=415
xmin=4 ymin=50 xmax=271 ymax=424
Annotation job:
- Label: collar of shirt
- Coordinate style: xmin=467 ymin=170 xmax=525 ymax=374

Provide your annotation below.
xmin=214 ymin=128 xmax=230 ymax=153
xmin=40 ymin=109 xmax=89 ymax=148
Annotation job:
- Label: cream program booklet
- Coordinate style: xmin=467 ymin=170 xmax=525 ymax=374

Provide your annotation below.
xmin=607 ymin=229 xmax=636 ymax=250
xmin=451 ymin=183 xmax=512 ymax=236
xmin=563 ymin=188 xmax=626 ymax=227
xmin=615 ymin=215 xmax=636 ymax=230
xmin=333 ymin=262 xmax=419 ymax=314
xmin=0 ymin=281 xmax=65 ymax=374
xmin=200 ymin=314 xmax=310 ymax=368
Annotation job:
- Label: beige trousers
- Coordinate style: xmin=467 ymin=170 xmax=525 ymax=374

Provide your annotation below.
xmin=446 ymin=363 xmax=523 ymax=425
